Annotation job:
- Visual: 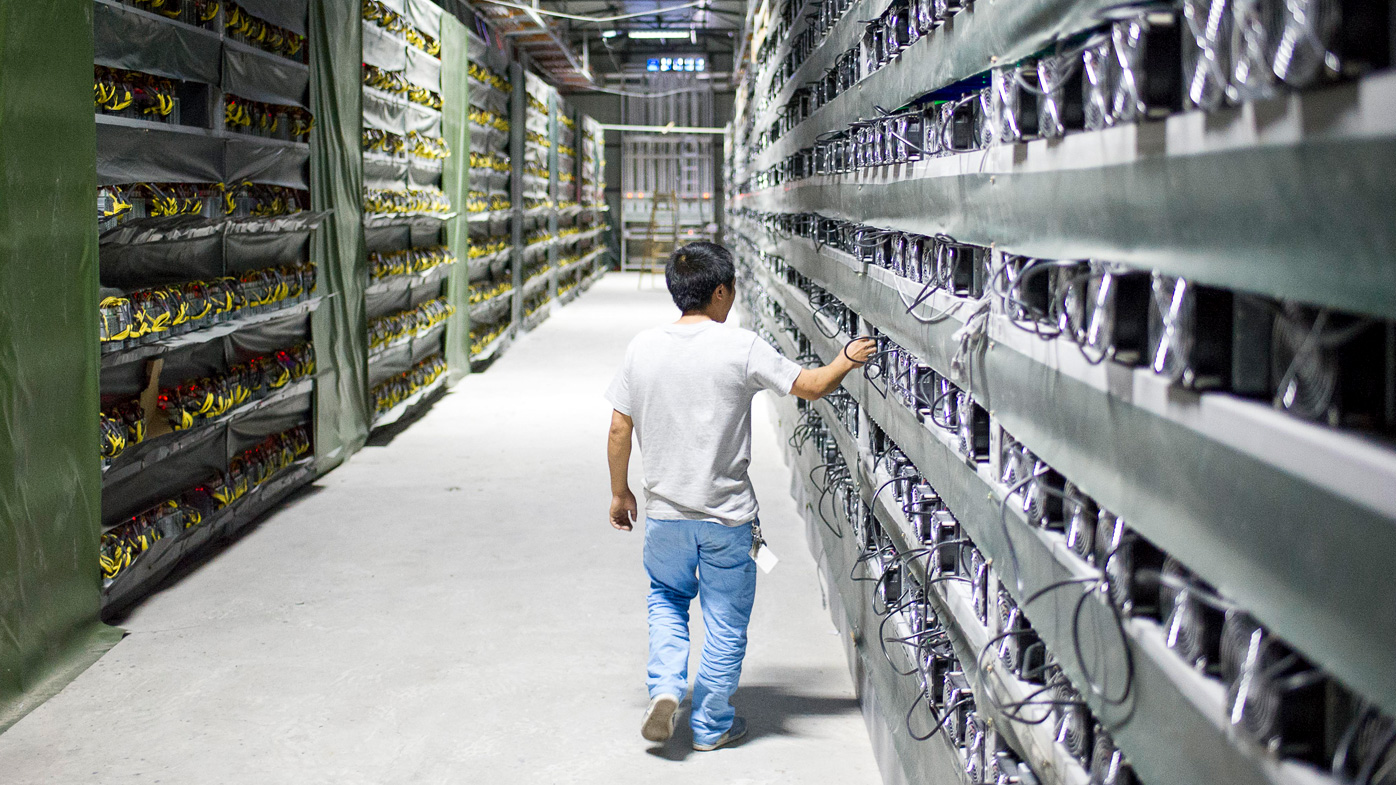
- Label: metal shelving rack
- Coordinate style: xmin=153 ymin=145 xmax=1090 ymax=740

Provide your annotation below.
xmin=554 ymin=109 xmax=609 ymax=303
xmin=93 ymin=0 xmax=320 ymax=615
xmin=83 ymin=1 xmax=611 ymax=616
xmin=361 ymin=0 xmax=454 ymax=428
xmin=463 ymin=32 xmax=517 ymax=366
xmin=728 ymin=0 xmax=1396 ymax=783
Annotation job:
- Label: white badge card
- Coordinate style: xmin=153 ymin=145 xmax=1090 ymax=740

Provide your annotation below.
xmin=754 ymin=543 xmax=779 ymax=574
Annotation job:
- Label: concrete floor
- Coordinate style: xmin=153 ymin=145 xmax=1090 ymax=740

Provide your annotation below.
xmin=0 ymin=273 xmax=881 ymax=784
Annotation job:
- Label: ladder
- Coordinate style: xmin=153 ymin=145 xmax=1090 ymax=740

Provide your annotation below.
xmin=639 ymin=192 xmax=679 ymax=289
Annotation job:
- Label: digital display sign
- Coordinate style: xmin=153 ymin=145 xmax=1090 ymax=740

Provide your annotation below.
xmin=646 ymin=56 xmax=706 ymax=72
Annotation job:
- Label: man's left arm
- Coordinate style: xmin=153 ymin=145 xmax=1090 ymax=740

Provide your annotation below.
xmin=607 ymin=409 xmax=638 ymax=531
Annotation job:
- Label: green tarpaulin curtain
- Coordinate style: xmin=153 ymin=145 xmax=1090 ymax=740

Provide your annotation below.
xmin=441 ymin=14 xmax=473 ymax=380
xmin=309 ymin=0 xmax=370 ymax=467
xmin=0 ymin=0 xmax=123 ymax=731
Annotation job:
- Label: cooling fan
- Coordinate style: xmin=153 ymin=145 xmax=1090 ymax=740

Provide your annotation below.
xmin=990 ymin=66 xmax=1041 ymax=142
xmin=1158 ymin=557 xmax=1224 ymax=674
xmin=1182 ymin=0 xmax=1232 ymax=110
xmin=1050 ymin=262 xmax=1093 ymax=341
xmin=1050 ymin=667 xmax=1094 ymax=765
xmin=1037 ymin=50 xmax=1086 ymax=138
xmin=1082 ymin=32 xmax=1116 ymax=130
xmin=1219 ymin=611 xmax=1328 ymax=761
xmin=1147 ymin=273 xmax=1273 ymax=393
xmin=1334 ymin=702 xmax=1396 ymax=785
xmin=997 ymin=431 xmax=1028 ymax=487
xmin=1023 ymin=459 xmax=1065 ymax=531
xmin=1080 ymin=265 xmax=1152 ymax=364
xmin=997 ymin=589 xmax=1048 ymax=683
xmin=1089 ymin=726 xmax=1138 ymax=785
xmin=965 ymin=709 xmax=987 ymax=782
xmin=1228 ymin=0 xmax=1285 ymax=100
xmin=1271 ymin=303 xmax=1391 ymax=432
xmin=1097 ymin=515 xmax=1166 ymax=619
xmin=1107 ymin=6 xmax=1184 ymax=122
xmin=1063 ymin=481 xmax=1097 ymax=562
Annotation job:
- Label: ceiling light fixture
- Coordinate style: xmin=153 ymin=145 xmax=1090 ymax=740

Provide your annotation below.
xmin=601 ymin=29 xmax=620 ymax=38
xmin=629 ymin=29 xmax=692 ymax=40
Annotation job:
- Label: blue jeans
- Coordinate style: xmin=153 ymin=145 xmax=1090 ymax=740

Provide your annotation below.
xmin=644 ymin=517 xmax=758 ymax=746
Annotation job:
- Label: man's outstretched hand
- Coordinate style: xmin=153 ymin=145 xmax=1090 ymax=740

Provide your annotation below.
xmin=610 ymin=488 xmax=638 ymax=531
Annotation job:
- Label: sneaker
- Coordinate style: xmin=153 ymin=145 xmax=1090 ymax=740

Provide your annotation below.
xmin=641 ymin=694 xmax=681 ymax=742
xmin=693 ymin=717 xmax=748 ymax=751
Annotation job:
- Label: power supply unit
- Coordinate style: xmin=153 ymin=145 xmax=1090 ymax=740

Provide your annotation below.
xmin=1147 ymin=273 xmax=1273 ymax=393
xmin=1096 ymin=514 xmax=1167 ymax=619
xmin=956 ymin=392 xmax=991 ymax=464
xmin=1158 ymin=556 xmax=1225 ymax=675
xmin=929 ymin=510 xmax=962 ymax=576
xmin=886 ymin=447 xmax=917 ymax=503
xmin=856 ymin=503 xmax=879 ymax=555
xmin=999 ymin=254 xmax=1054 ymax=327
xmin=927 ymin=651 xmax=960 ymax=708
xmin=1089 ymin=726 xmax=1139 ymax=785
xmin=966 ymin=545 xmax=991 ymax=625
xmin=1062 ymin=481 xmax=1098 ymax=563
xmin=880 ymin=560 xmax=906 ymax=613
xmin=1220 ymin=610 xmax=1330 ymax=762
xmin=928 ymin=94 xmax=983 ymax=155
xmin=937 ymin=238 xmax=989 ymax=298
xmin=1107 ymin=7 xmax=1185 ymax=122
xmin=908 ymin=361 xmax=937 ymax=422
xmin=943 ymin=671 xmax=975 ymax=745
xmin=1038 ymin=49 xmax=1087 ymax=138
xmin=1271 ymin=304 xmax=1394 ymax=433
xmin=905 ymin=481 xmax=939 ymax=532
xmin=930 ymin=0 xmax=968 ymax=28
xmin=990 ymin=747 xmax=1042 ymax=785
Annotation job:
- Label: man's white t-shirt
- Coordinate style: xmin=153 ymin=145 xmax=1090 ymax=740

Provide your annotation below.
xmin=606 ymin=321 xmax=804 ymax=526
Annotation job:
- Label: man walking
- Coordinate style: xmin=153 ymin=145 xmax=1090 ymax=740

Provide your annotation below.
xmin=605 ymin=241 xmax=875 ymax=750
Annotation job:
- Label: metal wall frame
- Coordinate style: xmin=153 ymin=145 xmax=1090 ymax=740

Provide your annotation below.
xmin=729 ymin=0 xmax=1396 ymax=782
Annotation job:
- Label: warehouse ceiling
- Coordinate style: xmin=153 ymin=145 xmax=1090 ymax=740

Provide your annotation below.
xmin=467 ymin=0 xmax=748 ymax=92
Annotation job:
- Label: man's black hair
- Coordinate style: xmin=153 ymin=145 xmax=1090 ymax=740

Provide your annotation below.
xmin=665 ymin=241 xmax=736 ymax=313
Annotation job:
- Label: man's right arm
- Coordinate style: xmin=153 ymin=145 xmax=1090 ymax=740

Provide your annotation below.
xmin=607 ymin=409 xmax=638 ymax=531
xmin=790 ymin=338 xmax=876 ymax=400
